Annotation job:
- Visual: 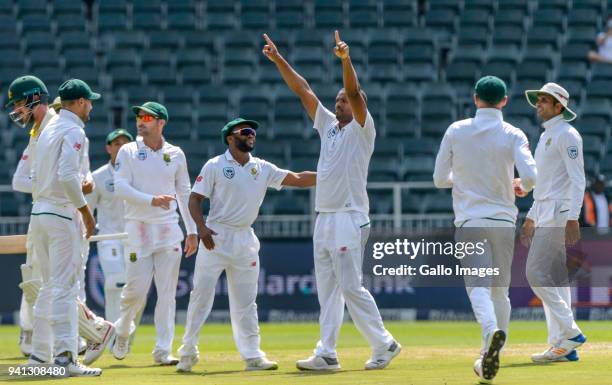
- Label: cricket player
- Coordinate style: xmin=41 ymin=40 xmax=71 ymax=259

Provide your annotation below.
xmin=27 ymin=78 xmax=103 ymax=375
xmin=176 ymin=118 xmax=317 ymax=372
xmin=87 ymin=128 xmax=134 ymax=323
xmin=112 ymin=102 xmax=198 ymax=365
xmin=263 ymin=31 xmax=400 ymax=370
xmin=520 ymin=83 xmax=587 ymax=363
xmin=7 ymin=77 xmax=114 ymax=366
xmin=433 ymin=76 xmax=537 ymax=384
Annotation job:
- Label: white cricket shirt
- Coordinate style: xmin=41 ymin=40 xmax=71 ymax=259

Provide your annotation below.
xmin=313 ymin=102 xmax=375 ymax=214
xmin=114 ymin=136 xmax=197 ymax=234
xmin=31 ymin=109 xmax=89 ymax=216
xmin=433 ymin=108 xmax=537 ymax=226
xmin=12 ymin=108 xmax=57 ymax=194
xmin=88 ymin=162 xmax=126 ymax=235
xmin=527 ymin=115 xmax=585 ymax=221
xmin=192 ymin=150 xmax=289 ymax=228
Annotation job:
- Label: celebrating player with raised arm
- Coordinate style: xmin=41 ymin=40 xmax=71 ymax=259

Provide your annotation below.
xmin=176 ymin=118 xmax=316 ymax=372
xmin=263 ymin=31 xmax=400 ymax=371
xmin=111 ymin=102 xmax=198 ymax=365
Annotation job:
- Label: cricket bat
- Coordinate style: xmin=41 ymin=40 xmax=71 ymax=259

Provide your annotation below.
xmin=0 ymin=232 xmax=128 ymax=255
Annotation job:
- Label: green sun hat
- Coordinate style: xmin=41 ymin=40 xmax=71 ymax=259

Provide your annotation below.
xmin=132 ymin=101 xmax=169 ymax=121
xmin=221 ymin=118 xmax=259 ymax=145
xmin=58 ymin=79 xmax=101 ymax=101
xmin=106 ymin=128 xmax=134 ymax=144
xmin=474 ymin=75 xmax=507 ymax=105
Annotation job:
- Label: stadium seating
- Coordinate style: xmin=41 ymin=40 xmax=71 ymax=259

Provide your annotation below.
xmin=0 ymin=0 xmax=610 ymax=216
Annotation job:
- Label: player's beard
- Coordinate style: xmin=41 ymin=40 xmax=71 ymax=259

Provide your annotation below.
xmin=235 ymin=136 xmax=254 ymax=152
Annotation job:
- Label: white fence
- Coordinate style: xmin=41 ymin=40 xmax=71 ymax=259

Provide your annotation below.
xmin=0 ymin=182 xmax=455 ymax=238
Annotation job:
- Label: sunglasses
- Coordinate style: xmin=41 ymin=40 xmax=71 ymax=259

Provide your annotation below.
xmin=136 ymin=114 xmax=157 ymax=122
xmin=232 ymin=127 xmax=256 ymax=137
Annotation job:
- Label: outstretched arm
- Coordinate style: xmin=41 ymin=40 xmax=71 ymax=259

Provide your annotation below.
xmin=263 ymin=33 xmax=319 ymax=121
xmin=334 ymin=30 xmax=367 ymax=127
xmin=281 ymin=171 xmax=317 ymax=188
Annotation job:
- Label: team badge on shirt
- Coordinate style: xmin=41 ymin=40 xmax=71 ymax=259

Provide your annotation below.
xmin=163 ymin=153 xmax=171 ymax=164
xmin=129 ymin=252 xmax=137 ymax=263
xmin=137 ymin=149 xmax=147 ymax=160
xmin=567 ymin=146 xmax=578 ymax=159
xmin=545 ymin=138 xmax=552 ymax=148
xmin=223 ymin=167 xmax=235 ymax=179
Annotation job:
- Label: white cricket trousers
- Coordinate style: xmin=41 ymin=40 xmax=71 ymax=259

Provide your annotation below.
xmin=179 ymin=224 xmax=263 ymax=360
xmin=313 ymin=211 xmax=394 ymax=359
xmin=29 ymin=209 xmax=82 ymax=361
xmin=456 ymin=218 xmax=514 ymax=355
xmin=114 ymin=221 xmax=183 ymax=354
xmin=526 ymin=200 xmax=582 ymax=345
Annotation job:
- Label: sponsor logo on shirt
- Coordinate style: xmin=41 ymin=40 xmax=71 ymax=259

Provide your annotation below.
xmin=567 ymin=146 xmax=578 ymax=159
xmin=104 ymin=179 xmax=114 ymax=192
xmin=73 ymin=142 xmax=82 ymax=151
xmin=223 ymin=167 xmax=235 ymax=179
xmin=196 ymin=175 xmax=203 ymax=182
xmin=114 ymin=161 xmax=121 ymax=171
xmin=327 ymin=127 xmax=337 ymax=138
xmin=137 ymin=149 xmax=147 ymax=160
xmin=21 ymin=154 xmax=28 ymax=160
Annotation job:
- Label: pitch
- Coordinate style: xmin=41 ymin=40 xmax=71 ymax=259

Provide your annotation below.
xmin=1 ymin=321 xmax=610 ymax=384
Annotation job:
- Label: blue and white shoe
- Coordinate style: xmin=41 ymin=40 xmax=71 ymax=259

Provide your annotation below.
xmin=557 ymin=349 xmax=579 ymax=362
xmin=532 ymin=334 xmax=586 ymax=363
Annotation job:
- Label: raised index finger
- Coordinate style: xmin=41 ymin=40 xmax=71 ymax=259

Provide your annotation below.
xmin=335 ymin=30 xmax=341 ymax=44
xmin=263 ymin=33 xmax=273 ymax=45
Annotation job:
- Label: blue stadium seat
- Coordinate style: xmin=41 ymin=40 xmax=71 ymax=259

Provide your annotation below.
xmin=167 ymin=12 xmax=197 ymax=30
xmin=56 ymin=15 xmax=87 ymax=33
xmin=382 ymin=0 xmax=416 ymax=28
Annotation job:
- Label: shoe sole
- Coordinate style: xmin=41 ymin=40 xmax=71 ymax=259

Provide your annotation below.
xmin=296 ymin=363 xmax=340 ymax=371
xmin=155 ymin=360 xmax=180 ymax=366
xmin=365 ymin=343 xmax=402 ymax=370
xmin=245 ymin=364 xmax=279 ymax=371
xmin=482 ymin=330 xmax=506 ymax=380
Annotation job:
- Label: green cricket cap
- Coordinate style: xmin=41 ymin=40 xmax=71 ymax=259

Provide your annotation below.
xmin=221 ymin=118 xmax=259 ymax=145
xmin=475 ymin=76 xmax=507 ymax=105
xmin=58 ymin=79 xmax=101 ymax=101
xmin=106 ymin=128 xmax=134 ymax=144
xmin=132 ymin=101 xmax=169 ymax=121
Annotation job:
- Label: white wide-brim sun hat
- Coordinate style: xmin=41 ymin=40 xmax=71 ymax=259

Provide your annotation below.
xmin=525 ymin=82 xmax=577 ymax=122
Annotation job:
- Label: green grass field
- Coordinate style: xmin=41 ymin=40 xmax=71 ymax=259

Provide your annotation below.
xmin=1 ymin=321 xmax=611 ymax=384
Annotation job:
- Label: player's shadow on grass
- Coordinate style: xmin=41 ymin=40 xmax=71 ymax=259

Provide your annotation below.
xmin=503 ymin=362 xmax=549 ymax=368
xmin=161 ymin=369 xmax=244 ymax=376
xmin=288 ymin=369 xmax=362 ymax=376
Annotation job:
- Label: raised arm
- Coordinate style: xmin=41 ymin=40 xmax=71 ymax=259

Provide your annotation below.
xmin=334 ymin=30 xmax=367 ymax=127
xmin=262 ymin=33 xmax=319 ymax=121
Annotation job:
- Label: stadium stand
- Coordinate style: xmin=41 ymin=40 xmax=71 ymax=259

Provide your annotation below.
xmin=0 ymin=0 xmax=611 ymax=221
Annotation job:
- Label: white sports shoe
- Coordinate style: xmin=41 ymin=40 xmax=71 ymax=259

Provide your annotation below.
xmin=83 ymin=321 xmax=115 ymax=365
xmin=112 ymin=335 xmax=129 ymax=360
xmin=19 ymin=329 xmax=32 ymax=357
xmin=473 ymin=358 xmax=492 ymax=384
xmin=245 ymin=357 xmax=278 ymax=371
xmin=176 ymin=354 xmax=199 ymax=372
xmin=480 ymin=330 xmax=505 ymax=381
xmin=365 ymin=340 xmax=402 ymax=370
xmin=296 ymin=355 xmax=341 ymax=371
xmin=532 ymin=334 xmax=586 ymax=363
xmin=54 ymin=354 xmax=101 ymax=377
xmin=153 ymin=350 xmax=180 ymax=366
